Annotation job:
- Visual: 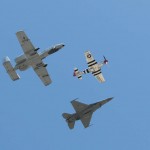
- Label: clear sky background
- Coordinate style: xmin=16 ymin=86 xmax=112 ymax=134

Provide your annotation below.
xmin=0 ymin=0 xmax=150 ymax=150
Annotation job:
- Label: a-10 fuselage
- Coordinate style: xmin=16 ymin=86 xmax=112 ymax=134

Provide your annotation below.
xmin=14 ymin=43 xmax=64 ymax=71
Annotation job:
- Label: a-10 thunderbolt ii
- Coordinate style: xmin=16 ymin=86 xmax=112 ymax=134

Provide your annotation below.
xmin=3 ymin=31 xmax=65 ymax=86
xmin=73 ymin=51 xmax=108 ymax=83
xmin=62 ymin=97 xmax=113 ymax=129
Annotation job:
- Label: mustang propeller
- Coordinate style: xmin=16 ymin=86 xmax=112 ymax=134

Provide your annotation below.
xmin=103 ymin=56 xmax=108 ymax=64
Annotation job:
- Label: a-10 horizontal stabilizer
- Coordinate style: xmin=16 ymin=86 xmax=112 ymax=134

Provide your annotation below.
xmin=3 ymin=57 xmax=20 ymax=81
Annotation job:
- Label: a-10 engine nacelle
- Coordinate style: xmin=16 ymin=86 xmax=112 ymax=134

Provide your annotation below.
xmin=15 ymin=54 xmax=29 ymax=71
xmin=3 ymin=56 xmax=20 ymax=81
xmin=15 ymin=54 xmax=27 ymax=64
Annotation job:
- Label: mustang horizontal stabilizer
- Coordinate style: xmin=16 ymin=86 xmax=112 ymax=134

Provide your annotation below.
xmin=73 ymin=68 xmax=82 ymax=79
xmin=3 ymin=57 xmax=20 ymax=81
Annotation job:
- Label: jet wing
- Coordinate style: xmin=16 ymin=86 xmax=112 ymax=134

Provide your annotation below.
xmin=33 ymin=61 xmax=52 ymax=86
xmin=71 ymin=100 xmax=88 ymax=112
xmin=84 ymin=51 xmax=97 ymax=68
xmin=32 ymin=56 xmax=52 ymax=86
xmin=81 ymin=113 xmax=93 ymax=128
xmin=16 ymin=31 xmax=52 ymax=86
xmin=16 ymin=31 xmax=37 ymax=58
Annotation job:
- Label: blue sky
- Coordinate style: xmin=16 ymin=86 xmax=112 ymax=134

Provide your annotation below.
xmin=0 ymin=0 xmax=150 ymax=150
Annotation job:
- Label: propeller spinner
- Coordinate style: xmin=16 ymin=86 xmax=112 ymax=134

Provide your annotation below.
xmin=103 ymin=56 xmax=108 ymax=64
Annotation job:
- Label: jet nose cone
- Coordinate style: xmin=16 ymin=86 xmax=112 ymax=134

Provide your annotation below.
xmin=98 ymin=97 xmax=114 ymax=106
xmin=105 ymin=97 xmax=114 ymax=103
xmin=108 ymin=97 xmax=114 ymax=101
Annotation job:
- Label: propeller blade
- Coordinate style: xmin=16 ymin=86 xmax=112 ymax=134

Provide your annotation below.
xmin=103 ymin=55 xmax=108 ymax=64
xmin=103 ymin=55 xmax=106 ymax=60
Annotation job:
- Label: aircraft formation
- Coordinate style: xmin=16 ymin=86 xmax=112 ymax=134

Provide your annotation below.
xmin=3 ymin=30 xmax=113 ymax=129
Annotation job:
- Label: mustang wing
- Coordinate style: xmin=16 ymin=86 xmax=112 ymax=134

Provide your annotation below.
xmin=95 ymin=73 xmax=105 ymax=82
xmin=16 ymin=31 xmax=37 ymax=58
xmin=84 ymin=51 xmax=97 ymax=68
xmin=71 ymin=100 xmax=88 ymax=113
xmin=32 ymin=57 xmax=52 ymax=86
xmin=92 ymin=69 xmax=105 ymax=82
xmin=81 ymin=112 xmax=93 ymax=128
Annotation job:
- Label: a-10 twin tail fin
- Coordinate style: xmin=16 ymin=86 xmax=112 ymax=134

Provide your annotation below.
xmin=3 ymin=57 xmax=20 ymax=81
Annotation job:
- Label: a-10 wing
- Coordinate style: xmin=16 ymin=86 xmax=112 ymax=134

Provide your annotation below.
xmin=84 ymin=51 xmax=105 ymax=83
xmin=33 ymin=62 xmax=52 ymax=86
xmin=16 ymin=31 xmax=36 ymax=58
xmin=16 ymin=31 xmax=52 ymax=86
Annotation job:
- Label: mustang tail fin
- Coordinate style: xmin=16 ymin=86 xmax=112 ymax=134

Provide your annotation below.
xmin=73 ymin=68 xmax=82 ymax=80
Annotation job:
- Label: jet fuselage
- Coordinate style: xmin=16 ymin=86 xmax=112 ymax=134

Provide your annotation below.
xmin=67 ymin=101 xmax=102 ymax=122
xmin=14 ymin=43 xmax=64 ymax=71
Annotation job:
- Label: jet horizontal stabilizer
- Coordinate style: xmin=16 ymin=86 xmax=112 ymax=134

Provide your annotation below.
xmin=68 ymin=121 xmax=75 ymax=129
xmin=62 ymin=113 xmax=72 ymax=119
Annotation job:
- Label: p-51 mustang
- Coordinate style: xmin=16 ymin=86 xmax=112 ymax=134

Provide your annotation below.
xmin=73 ymin=51 xmax=108 ymax=83
xmin=3 ymin=31 xmax=65 ymax=86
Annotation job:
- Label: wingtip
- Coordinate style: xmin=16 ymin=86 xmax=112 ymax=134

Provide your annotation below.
xmin=108 ymin=97 xmax=114 ymax=101
xmin=71 ymin=98 xmax=79 ymax=102
xmin=16 ymin=30 xmax=25 ymax=35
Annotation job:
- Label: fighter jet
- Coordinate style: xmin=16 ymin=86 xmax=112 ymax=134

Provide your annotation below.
xmin=3 ymin=31 xmax=65 ymax=86
xmin=62 ymin=97 xmax=113 ymax=129
xmin=73 ymin=51 xmax=108 ymax=83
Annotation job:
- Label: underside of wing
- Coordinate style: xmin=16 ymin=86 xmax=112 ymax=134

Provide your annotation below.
xmin=32 ymin=58 xmax=52 ymax=86
xmin=84 ymin=51 xmax=97 ymax=68
xmin=81 ymin=113 xmax=93 ymax=128
xmin=95 ymin=73 xmax=105 ymax=83
xmin=16 ymin=31 xmax=36 ymax=57
xmin=71 ymin=100 xmax=88 ymax=112
xmin=33 ymin=66 xmax=52 ymax=86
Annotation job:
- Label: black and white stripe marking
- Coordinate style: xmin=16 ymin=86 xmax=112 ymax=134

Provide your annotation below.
xmin=92 ymin=69 xmax=101 ymax=76
xmin=83 ymin=69 xmax=90 ymax=74
xmin=77 ymin=75 xmax=82 ymax=79
xmin=87 ymin=60 xmax=97 ymax=67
